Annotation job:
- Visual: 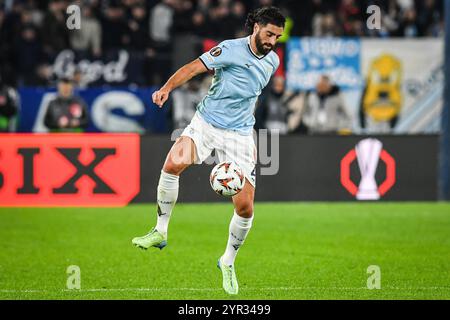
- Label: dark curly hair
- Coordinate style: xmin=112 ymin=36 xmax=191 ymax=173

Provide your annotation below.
xmin=245 ymin=6 xmax=286 ymax=34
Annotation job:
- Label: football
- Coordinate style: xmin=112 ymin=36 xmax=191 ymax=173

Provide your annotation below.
xmin=210 ymin=161 xmax=246 ymax=197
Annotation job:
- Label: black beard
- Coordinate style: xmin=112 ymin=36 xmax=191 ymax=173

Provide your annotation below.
xmin=255 ymin=32 xmax=272 ymax=55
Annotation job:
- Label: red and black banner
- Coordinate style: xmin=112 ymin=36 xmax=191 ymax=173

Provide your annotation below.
xmin=0 ymin=134 xmax=140 ymax=207
xmin=136 ymin=135 xmax=438 ymax=202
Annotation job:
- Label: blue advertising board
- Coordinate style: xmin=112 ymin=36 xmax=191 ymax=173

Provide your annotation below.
xmin=17 ymin=87 xmax=170 ymax=133
xmin=286 ymin=37 xmax=362 ymax=91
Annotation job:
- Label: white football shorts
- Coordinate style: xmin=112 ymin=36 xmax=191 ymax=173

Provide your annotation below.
xmin=181 ymin=112 xmax=257 ymax=187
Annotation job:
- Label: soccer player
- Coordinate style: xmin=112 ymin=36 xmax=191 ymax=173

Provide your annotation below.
xmin=132 ymin=7 xmax=285 ymax=295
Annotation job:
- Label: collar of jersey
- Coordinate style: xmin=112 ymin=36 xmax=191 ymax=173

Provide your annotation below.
xmin=247 ymin=36 xmax=268 ymax=60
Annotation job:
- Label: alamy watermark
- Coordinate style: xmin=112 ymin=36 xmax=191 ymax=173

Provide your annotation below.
xmin=66 ymin=265 xmax=81 ymax=290
xmin=367 ymin=265 xmax=381 ymax=289
xmin=65 ymin=4 xmax=382 ymax=31
xmin=366 ymin=5 xmax=381 ymax=30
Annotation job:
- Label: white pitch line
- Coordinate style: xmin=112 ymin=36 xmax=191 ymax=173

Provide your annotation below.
xmin=1 ymin=287 xmax=450 ymax=294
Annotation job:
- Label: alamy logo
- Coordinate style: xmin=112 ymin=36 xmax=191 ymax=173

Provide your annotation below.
xmin=366 ymin=5 xmax=381 ymax=30
xmin=66 ymin=265 xmax=81 ymax=289
xmin=66 ymin=5 xmax=81 ymax=30
xmin=341 ymin=138 xmax=396 ymax=200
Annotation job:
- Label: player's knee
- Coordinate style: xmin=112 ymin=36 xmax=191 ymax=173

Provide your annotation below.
xmin=163 ymin=153 xmax=190 ymax=175
xmin=162 ymin=159 xmax=184 ymax=176
xmin=235 ymin=201 xmax=254 ymax=218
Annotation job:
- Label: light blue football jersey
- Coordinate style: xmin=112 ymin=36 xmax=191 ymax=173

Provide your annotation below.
xmin=197 ymin=36 xmax=279 ymax=135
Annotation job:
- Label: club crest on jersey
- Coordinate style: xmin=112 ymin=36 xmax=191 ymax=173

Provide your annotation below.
xmin=210 ymin=46 xmax=222 ymax=57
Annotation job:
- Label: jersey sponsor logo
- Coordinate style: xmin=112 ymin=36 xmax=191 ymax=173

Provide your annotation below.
xmin=210 ymin=46 xmax=222 ymax=57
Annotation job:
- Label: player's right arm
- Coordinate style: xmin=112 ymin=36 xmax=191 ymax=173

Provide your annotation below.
xmin=152 ymin=59 xmax=208 ymax=108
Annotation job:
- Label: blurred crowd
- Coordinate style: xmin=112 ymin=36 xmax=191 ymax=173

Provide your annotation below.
xmin=0 ymin=0 xmax=445 ymax=134
xmin=0 ymin=0 xmax=445 ymax=86
xmin=170 ymin=72 xmax=354 ymax=135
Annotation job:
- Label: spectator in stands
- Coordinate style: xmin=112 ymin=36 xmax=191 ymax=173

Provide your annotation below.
xmin=229 ymin=1 xmax=247 ymax=37
xmin=191 ymin=10 xmax=209 ymax=37
xmin=417 ymin=0 xmax=443 ymax=36
xmin=0 ymin=8 xmax=9 ymax=81
xmin=0 ymin=77 xmax=20 ymax=132
xmin=146 ymin=0 xmax=177 ymax=85
xmin=338 ymin=0 xmax=363 ymax=35
xmin=1 ymin=2 xmax=39 ymax=85
xmin=127 ymin=4 xmax=149 ymax=51
xmin=2 ymin=1 xmax=26 ymax=48
xmin=149 ymin=0 xmax=175 ymax=45
xmin=172 ymin=0 xmax=195 ymax=36
xmin=396 ymin=0 xmax=415 ymax=11
xmin=209 ymin=3 xmax=236 ymax=39
xmin=302 ymin=75 xmax=352 ymax=134
xmin=72 ymin=66 xmax=88 ymax=89
xmin=44 ymin=76 xmax=89 ymax=132
xmin=34 ymin=63 xmax=54 ymax=87
xmin=396 ymin=7 xmax=419 ymax=37
xmin=197 ymin=0 xmax=212 ymax=14
xmin=313 ymin=11 xmax=342 ymax=36
xmin=366 ymin=0 xmax=400 ymax=37
xmin=288 ymin=0 xmax=321 ymax=37
xmin=69 ymin=5 xmax=102 ymax=58
xmin=101 ymin=4 xmax=129 ymax=50
xmin=171 ymin=79 xmax=203 ymax=130
xmin=14 ymin=21 xmax=42 ymax=85
xmin=1 ymin=0 xmax=446 ymax=106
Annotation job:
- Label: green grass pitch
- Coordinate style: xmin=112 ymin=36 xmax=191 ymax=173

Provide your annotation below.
xmin=0 ymin=203 xmax=449 ymax=300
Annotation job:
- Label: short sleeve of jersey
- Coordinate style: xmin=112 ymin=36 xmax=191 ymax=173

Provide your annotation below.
xmin=272 ymin=54 xmax=280 ymax=76
xmin=199 ymin=41 xmax=234 ymax=70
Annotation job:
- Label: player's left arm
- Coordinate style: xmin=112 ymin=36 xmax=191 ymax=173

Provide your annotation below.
xmin=152 ymin=59 xmax=208 ymax=108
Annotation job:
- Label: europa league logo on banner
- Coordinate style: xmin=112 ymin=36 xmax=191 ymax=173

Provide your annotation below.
xmin=341 ymin=138 xmax=396 ymax=200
